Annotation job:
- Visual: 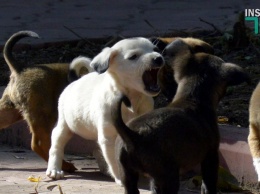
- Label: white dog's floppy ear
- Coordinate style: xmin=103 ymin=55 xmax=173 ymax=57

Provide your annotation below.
xmin=90 ymin=47 xmax=118 ymax=73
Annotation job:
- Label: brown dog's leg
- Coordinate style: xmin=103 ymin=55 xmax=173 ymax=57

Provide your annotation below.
xmin=30 ymin=130 xmax=51 ymax=162
xmin=30 ymin=127 xmax=77 ymax=172
xmin=0 ymin=108 xmax=23 ymax=129
xmin=0 ymin=95 xmax=23 ymax=129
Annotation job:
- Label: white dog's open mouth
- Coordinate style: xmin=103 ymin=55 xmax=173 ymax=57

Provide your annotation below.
xmin=142 ymin=68 xmax=160 ymax=94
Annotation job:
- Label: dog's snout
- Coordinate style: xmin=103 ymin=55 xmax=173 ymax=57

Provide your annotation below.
xmin=153 ymin=56 xmax=164 ymax=66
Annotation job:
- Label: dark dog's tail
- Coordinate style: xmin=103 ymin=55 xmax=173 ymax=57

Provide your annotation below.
xmin=111 ymin=94 xmax=139 ymax=151
xmin=68 ymin=56 xmax=93 ymax=82
xmin=3 ymin=31 xmax=40 ymax=74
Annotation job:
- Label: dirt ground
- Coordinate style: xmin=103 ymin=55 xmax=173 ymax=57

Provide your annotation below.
xmin=0 ymin=145 xmax=209 ymax=194
xmin=0 ymin=145 xmax=253 ymax=194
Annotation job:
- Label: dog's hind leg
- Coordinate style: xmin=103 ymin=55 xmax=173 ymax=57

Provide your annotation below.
xmin=31 ymin=126 xmax=52 ymax=161
xmin=0 ymin=95 xmax=23 ymax=129
xmin=150 ymin=165 xmax=179 ymax=194
xmin=30 ymin=123 xmax=76 ymax=173
xmin=119 ymin=149 xmax=139 ymax=194
xmin=200 ymin=149 xmax=218 ymax=194
xmin=98 ymin=132 xmax=122 ymax=185
xmin=0 ymin=107 xmax=22 ymax=129
xmin=46 ymin=120 xmax=74 ymax=179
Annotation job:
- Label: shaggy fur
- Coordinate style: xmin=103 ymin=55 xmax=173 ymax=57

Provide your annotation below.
xmin=0 ymin=31 xmax=91 ymax=172
xmin=46 ymin=37 xmax=164 ymax=184
xmin=111 ymin=39 xmax=250 ymax=194
xmin=248 ymin=82 xmax=260 ymax=181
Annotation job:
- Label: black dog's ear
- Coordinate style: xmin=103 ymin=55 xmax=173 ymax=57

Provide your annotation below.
xmin=90 ymin=47 xmax=118 ymax=74
xmin=222 ymin=63 xmax=251 ymax=86
xmin=150 ymin=37 xmax=169 ymax=52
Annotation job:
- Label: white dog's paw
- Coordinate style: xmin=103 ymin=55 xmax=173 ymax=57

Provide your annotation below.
xmin=115 ymin=178 xmax=123 ymax=186
xmin=46 ymin=169 xmax=64 ymax=180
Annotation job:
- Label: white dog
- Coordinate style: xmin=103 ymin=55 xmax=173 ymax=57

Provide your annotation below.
xmin=46 ymin=37 xmax=164 ymax=184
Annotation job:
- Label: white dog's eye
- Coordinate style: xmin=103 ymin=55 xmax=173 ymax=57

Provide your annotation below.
xmin=128 ymin=54 xmax=138 ymax=60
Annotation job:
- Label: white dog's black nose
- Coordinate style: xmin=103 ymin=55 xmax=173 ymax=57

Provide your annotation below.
xmin=153 ymin=56 xmax=164 ymax=66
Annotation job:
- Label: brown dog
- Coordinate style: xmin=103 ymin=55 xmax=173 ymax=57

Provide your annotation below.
xmin=0 ymin=31 xmax=91 ymax=172
xmin=111 ymin=38 xmax=250 ymax=194
xmin=248 ymin=82 xmax=260 ymax=182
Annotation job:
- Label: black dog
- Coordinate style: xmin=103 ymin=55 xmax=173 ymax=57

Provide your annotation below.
xmin=111 ymin=39 xmax=250 ymax=194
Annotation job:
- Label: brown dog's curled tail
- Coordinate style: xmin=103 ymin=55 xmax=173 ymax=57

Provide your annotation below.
xmin=4 ymin=30 xmax=40 ymax=74
xmin=111 ymin=94 xmax=138 ymax=151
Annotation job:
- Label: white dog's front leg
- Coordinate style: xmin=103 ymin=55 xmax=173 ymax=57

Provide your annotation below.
xmin=46 ymin=122 xmax=73 ymax=180
xmin=98 ymin=135 xmax=122 ymax=186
